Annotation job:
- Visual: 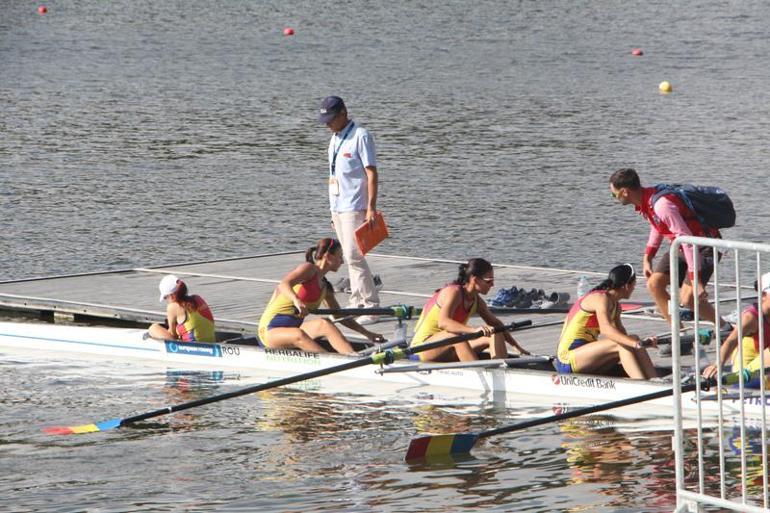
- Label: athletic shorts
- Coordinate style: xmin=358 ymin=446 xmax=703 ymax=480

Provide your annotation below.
xmin=653 ymin=247 xmax=717 ymax=286
xmin=257 ymin=315 xmax=304 ymax=348
xmin=267 ymin=314 xmax=303 ymax=330
xmin=555 ymin=339 xmax=590 ymax=374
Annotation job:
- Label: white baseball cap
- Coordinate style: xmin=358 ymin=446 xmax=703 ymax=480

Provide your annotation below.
xmin=760 ymin=272 xmax=770 ymax=294
xmin=158 ymin=274 xmax=180 ymax=302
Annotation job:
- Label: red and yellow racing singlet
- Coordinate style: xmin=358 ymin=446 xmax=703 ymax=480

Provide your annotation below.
xmin=410 ymin=284 xmax=478 ymax=348
xmin=176 ymin=295 xmax=216 ymax=343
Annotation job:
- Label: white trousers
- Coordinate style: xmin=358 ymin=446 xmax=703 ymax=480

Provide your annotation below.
xmin=331 ymin=210 xmax=380 ymax=308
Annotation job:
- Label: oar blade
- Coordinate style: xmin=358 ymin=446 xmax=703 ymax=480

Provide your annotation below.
xmin=405 ymin=433 xmax=479 ymax=461
xmin=43 ymin=418 xmax=122 ymax=435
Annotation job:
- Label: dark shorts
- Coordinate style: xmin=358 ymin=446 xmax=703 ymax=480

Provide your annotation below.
xmin=267 ymin=314 xmax=303 ymax=330
xmin=653 ymin=246 xmax=717 ymax=286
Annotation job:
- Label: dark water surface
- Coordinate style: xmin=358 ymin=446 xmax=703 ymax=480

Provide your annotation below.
xmin=2 ymin=1 xmax=770 ymax=511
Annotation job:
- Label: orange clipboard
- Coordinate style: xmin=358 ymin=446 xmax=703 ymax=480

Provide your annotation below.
xmin=354 ymin=212 xmax=389 ymax=255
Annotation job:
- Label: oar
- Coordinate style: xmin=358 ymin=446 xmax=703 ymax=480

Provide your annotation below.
xmin=43 ymin=320 xmax=533 ymax=435
xmin=404 ymin=368 xmax=754 ymax=461
xmin=313 ymin=305 xmax=414 ymax=319
xmin=313 ymin=305 xmax=569 ymax=318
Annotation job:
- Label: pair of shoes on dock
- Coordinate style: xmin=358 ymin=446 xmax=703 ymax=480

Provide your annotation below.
xmin=489 ymin=286 xmax=570 ymax=309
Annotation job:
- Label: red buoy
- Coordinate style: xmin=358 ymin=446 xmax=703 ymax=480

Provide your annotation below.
xmin=631 ymin=48 xmax=644 ymax=56
xmin=283 ymin=27 xmax=295 ymax=36
xmin=37 ymin=5 xmax=48 ymax=14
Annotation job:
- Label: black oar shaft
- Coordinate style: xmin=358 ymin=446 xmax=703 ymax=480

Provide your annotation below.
xmin=478 ymin=381 xmax=702 ymax=440
xmin=120 ymin=320 xmax=531 ymax=427
xmin=314 ymin=308 xmax=399 ymax=317
xmin=121 ymin=356 xmax=373 ymax=425
xmin=313 ymin=306 xmax=567 ymax=317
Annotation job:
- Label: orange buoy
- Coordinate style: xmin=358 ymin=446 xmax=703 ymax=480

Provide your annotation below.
xmin=283 ymin=27 xmax=295 ymax=36
xmin=631 ymin=48 xmax=643 ymax=56
xmin=37 ymin=5 xmax=48 ymax=14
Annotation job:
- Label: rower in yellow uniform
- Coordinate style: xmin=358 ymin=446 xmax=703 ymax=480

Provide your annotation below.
xmin=258 ymin=238 xmax=384 ymax=353
xmin=149 ymin=275 xmax=216 ymax=343
xmin=410 ymin=258 xmax=529 ymax=362
xmin=703 ymin=271 xmax=770 ymax=387
xmin=556 ymin=264 xmax=657 ymax=379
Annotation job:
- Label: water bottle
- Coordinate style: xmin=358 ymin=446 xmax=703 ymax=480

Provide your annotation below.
xmin=393 ymin=321 xmax=407 ymax=344
xmin=576 ymin=275 xmax=590 ymax=298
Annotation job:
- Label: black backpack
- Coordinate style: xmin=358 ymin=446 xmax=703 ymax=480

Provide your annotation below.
xmin=652 ymin=183 xmax=736 ymax=229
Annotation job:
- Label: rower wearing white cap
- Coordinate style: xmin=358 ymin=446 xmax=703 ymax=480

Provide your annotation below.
xmin=703 ymin=272 xmax=770 ymax=387
xmin=148 ymin=275 xmax=216 ymax=343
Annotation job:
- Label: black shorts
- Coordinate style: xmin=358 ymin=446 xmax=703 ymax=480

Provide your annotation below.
xmin=653 ymin=247 xmax=717 ymax=286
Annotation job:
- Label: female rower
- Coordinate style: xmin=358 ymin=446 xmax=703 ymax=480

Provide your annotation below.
xmin=149 ymin=275 xmax=216 ymax=343
xmin=703 ymin=272 xmax=770 ymax=387
xmin=257 ymin=238 xmax=384 ymax=353
xmin=556 ymin=264 xmax=658 ymax=379
xmin=410 ymin=258 xmax=529 ymax=362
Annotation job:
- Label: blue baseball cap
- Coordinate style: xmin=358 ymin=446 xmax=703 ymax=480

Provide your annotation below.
xmin=318 ymin=96 xmax=345 ymax=124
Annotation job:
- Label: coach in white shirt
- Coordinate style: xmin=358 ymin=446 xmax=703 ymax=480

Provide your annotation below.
xmin=319 ymin=96 xmax=381 ymax=324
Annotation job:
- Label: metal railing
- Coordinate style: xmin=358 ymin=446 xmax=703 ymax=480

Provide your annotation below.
xmin=670 ymin=236 xmax=769 ymax=513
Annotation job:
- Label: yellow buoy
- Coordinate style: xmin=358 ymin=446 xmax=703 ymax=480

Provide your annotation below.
xmin=659 ymin=81 xmax=672 ymax=93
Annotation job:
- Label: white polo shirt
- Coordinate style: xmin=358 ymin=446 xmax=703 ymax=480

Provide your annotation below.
xmin=327 ymin=120 xmax=377 ymax=213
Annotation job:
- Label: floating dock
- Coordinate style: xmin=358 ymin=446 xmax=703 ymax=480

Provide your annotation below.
xmin=0 ymin=251 xmax=678 ymax=358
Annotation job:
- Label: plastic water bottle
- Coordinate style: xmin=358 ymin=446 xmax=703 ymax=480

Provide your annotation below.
xmin=576 ymin=275 xmax=590 ymax=298
xmin=393 ymin=322 xmax=407 ymax=344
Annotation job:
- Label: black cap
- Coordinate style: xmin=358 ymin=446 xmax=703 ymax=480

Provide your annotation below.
xmin=318 ymin=96 xmax=345 ymax=124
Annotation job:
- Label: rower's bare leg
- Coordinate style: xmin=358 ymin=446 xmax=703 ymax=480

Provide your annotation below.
xmin=148 ymin=323 xmax=174 ymax=340
xmin=648 ymin=272 xmax=674 ymax=324
xmin=263 ymin=326 xmax=327 ymax=353
xmin=619 ymin=346 xmax=658 ymax=379
xmin=679 ymin=283 xmax=719 ymax=325
xmin=570 ymin=339 xmax=621 ymax=374
xmin=301 ymin=318 xmax=355 ymax=354
xmin=470 ymin=332 xmax=507 ymax=359
xmin=419 ymin=331 xmax=478 ymax=362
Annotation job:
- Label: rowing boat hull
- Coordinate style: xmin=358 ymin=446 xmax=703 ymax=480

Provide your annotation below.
xmin=0 ymin=322 xmax=766 ymax=419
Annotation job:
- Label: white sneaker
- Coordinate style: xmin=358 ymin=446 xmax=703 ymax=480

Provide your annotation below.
xmin=333 ymin=277 xmax=351 ymax=293
xmin=356 ymin=315 xmax=380 ymax=325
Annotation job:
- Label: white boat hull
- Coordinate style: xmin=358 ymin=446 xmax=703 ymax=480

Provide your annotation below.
xmin=1 ymin=322 xmax=767 ymax=420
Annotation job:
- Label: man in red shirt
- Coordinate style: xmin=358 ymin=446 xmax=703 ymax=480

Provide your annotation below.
xmin=609 ymin=168 xmax=720 ymax=325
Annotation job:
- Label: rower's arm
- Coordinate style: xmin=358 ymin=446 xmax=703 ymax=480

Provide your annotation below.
xmin=717 ymin=312 xmax=757 ymax=366
xmin=437 ymin=288 xmax=477 ymax=335
xmin=477 ymin=300 xmax=527 ymax=352
xmin=592 ymin=296 xmax=640 ymax=349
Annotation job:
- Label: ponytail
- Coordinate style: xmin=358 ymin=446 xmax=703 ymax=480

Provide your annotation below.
xmin=305 ymin=238 xmax=341 ymax=263
xmin=452 ymin=258 xmax=493 ymax=286
xmin=174 ymin=281 xmax=198 ymax=311
xmin=590 ymin=263 xmax=636 ymax=292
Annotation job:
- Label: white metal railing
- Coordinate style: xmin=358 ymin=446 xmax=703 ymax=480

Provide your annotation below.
xmin=671 ymin=236 xmax=769 ymax=513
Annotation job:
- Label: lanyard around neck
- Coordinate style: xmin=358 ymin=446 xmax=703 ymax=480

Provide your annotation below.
xmin=330 ymin=122 xmax=355 ymax=176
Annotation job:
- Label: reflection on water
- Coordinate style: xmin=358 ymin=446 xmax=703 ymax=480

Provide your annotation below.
xmin=3 ymin=355 xmax=768 ymax=511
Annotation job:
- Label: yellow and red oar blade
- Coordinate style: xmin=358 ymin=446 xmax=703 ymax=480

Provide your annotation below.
xmin=405 ymin=433 xmax=479 ymax=461
xmin=43 ymin=418 xmax=122 ymax=435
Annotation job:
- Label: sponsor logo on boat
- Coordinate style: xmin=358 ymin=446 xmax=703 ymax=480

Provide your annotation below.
xmin=165 ymin=341 xmax=222 ymax=358
xmin=265 ymin=348 xmax=322 ymax=365
xmin=551 ymin=374 xmax=616 ymax=390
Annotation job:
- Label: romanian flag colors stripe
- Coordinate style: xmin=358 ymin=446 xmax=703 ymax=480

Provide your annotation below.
xmin=405 ymin=433 xmax=478 ymax=461
xmin=43 ymin=418 xmax=121 ymax=435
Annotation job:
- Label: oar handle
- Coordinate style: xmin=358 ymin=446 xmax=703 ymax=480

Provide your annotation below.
xmin=313 ymin=305 xmax=414 ymax=319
